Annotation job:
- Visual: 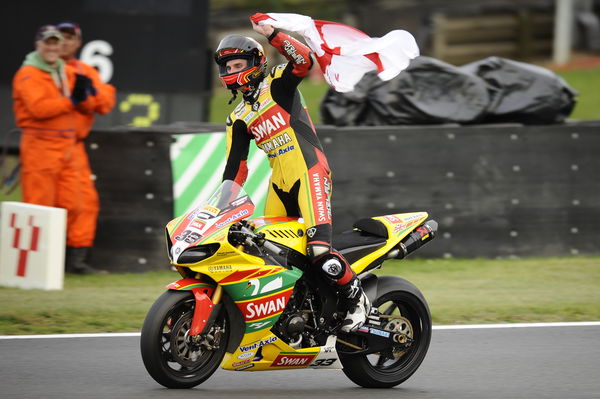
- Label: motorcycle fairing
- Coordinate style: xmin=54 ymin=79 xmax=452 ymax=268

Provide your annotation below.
xmin=221 ymin=334 xmax=342 ymax=371
xmin=167 ymin=194 xmax=255 ymax=264
xmin=349 ymin=212 xmax=428 ymax=275
xmin=251 ymin=217 xmax=307 ymax=254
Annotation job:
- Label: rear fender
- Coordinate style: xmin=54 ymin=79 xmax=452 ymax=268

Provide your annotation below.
xmin=360 ymin=273 xmax=429 ymax=313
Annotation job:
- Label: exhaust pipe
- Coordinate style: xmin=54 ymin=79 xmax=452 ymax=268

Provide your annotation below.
xmin=389 ymin=220 xmax=438 ymax=259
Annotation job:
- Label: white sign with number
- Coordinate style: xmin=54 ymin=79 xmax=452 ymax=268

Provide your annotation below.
xmin=80 ymin=39 xmax=114 ymax=83
xmin=0 ymin=202 xmax=66 ymax=290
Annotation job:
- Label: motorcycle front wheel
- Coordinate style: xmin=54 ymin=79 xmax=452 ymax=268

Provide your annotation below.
xmin=339 ymin=287 xmax=432 ymax=388
xmin=140 ymin=290 xmax=229 ymax=388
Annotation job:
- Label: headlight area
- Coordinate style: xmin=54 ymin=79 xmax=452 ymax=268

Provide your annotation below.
xmin=176 ymin=244 xmax=220 ymax=265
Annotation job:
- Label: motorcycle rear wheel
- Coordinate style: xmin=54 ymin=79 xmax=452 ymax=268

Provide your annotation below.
xmin=140 ymin=290 xmax=229 ymax=388
xmin=339 ymin=288 xmax=432 ymax=388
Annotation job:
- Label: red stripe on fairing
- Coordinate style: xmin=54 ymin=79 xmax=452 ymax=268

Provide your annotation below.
xmin=219 ymin=268 xmax=261 ymax=284
xmin=10 ymin=213 xmax=16 ymax=228
xmin=16 ymin=250 xmax=28 ymax=277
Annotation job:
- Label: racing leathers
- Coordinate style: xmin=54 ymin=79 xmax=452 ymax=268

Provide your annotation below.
xmin=221 ymin=30 xmax=368 ymax=326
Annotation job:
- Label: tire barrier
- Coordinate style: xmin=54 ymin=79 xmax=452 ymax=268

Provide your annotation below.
xmin=86 ymin=120 xmax=599 ymax=271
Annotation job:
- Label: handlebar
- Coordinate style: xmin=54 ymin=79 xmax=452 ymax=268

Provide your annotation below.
xmin=229 ymin=221 xmax=283 ymax=257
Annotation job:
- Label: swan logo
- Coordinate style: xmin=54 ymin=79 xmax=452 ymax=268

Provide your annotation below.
xmin=239 ymin=288 xmax=293 ymax=321
xmin=271 ymin=354 xmax=316 ymax=367
xmin=245 ymin=276 xmax=283 ymax=296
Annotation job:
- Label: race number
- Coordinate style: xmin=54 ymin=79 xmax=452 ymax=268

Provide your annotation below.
xmin=80 ymin=40 xmax=114 ymax=83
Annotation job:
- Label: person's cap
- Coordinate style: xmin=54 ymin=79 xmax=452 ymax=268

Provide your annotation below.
xmin=35 ymin=25 xmax=63 ymax=42
xmin=57 ymin=22 xmax=82 ymax=38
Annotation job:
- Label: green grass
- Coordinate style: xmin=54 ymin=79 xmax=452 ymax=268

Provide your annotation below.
xmin=557 ymin=67 xmax=600 ymax=120
xmin=1 ymin=257 xmax=598 ymax=335
xmin=208 ymin=67 xmax=600 ymax=124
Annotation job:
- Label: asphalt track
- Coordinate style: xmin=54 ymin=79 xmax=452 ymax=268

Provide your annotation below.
xmin=1 ymin=323 xmax=599 ymax=399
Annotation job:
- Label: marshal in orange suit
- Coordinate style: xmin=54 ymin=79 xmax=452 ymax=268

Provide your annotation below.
xmin=12 ymin=24 xmax=115 ymax=274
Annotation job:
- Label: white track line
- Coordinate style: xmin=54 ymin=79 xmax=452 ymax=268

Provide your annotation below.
xmin=1 ymin=322 xmax=599 ymax=340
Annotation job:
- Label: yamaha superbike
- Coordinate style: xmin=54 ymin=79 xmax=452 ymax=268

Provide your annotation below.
xmin=140 ymin=180 xmax=438 ymax=388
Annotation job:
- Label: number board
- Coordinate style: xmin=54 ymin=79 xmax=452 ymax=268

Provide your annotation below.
xmin=1 ymin=0 xmax=211 ymax=142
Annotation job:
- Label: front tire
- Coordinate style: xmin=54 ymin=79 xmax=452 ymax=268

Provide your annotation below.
xmin=140 ymin=290 xmax=229 ymax=388
xmin=339 ymin=285 xmax=432 ymax=388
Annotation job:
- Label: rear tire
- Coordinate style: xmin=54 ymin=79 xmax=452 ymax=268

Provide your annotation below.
xmin=338 ymin=287 xmax=432 ymax=388
xmin=140 ymin=290 xmax=229 ymax=388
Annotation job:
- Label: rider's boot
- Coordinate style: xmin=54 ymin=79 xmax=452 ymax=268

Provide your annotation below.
xmin=320 ymin=256 xmax=371 ymax=333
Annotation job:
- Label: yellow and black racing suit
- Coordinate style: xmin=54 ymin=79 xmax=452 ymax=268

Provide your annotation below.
xmin=222 ymin=29 xmax=355 ymax=285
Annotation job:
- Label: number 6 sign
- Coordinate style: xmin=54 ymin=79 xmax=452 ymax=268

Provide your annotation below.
xmin=80 ymin=40 xmax=114 ymax=83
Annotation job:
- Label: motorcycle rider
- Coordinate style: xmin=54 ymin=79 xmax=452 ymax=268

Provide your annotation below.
xmin=214 ymin=20 xmax=370 ymax=332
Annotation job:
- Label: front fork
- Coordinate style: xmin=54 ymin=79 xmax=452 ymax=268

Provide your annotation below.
xmin=167 ymin=278 xmax=223 ymax=337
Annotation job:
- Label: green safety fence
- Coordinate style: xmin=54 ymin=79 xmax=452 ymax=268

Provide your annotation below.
xmin=170 ymin=132 xmax=273 ymax=217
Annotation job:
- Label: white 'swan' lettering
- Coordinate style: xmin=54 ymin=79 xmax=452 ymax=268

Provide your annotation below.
xmin=246 ymin=297 xmax=286 ymax=319
xmin=250 ymin=112 xmax=287 ymax=141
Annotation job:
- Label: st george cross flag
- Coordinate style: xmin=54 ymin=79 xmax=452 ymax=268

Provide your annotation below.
xmin=251 ymin=12 xmax=420 ymax=93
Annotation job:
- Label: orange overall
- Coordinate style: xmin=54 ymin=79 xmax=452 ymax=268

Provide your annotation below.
xmin=13 ymin=59 xmax=114 ymax=247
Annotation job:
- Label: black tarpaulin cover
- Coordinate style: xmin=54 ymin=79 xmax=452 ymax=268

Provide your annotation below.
xmin=320 ymin=56 xmax=577 ymax=126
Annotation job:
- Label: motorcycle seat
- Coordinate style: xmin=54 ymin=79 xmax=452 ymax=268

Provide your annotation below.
xmin=332 ymin=218 xmax=388 ymax=265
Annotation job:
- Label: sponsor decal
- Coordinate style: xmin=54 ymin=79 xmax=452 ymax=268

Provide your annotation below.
xmin=311 ymin=173 xmax=331 ymax=223
xmin=271 ymin=354 xmax=316 ymax=367
xmin=403 ymin=213 xmax=425 ymax=221
xmin=357 ymin=326 xmax=370 ymax=333
xmin=207 ymin=265 xmax=233 ymax=273
xmin=239 ymin=336 xmax=278 ymax=352
xmin=234 ymin=101 xmax=246 ymax=116
xmin=384 ymin=215 xmax=401 ymax=223
xmin=283 ymin=40 xmax=308 ymax=64
xmin=243 ymin=112 xmax=256 ymax=123
xmin=231 ymin=359 xmax=251 ymax=367
xmin=369 ymin=328 xmax=391 ymax=338
xmin=246 ymin=276 xmax=283 ymax=296
xmin=189 ymin=220 xmax=206 ymax=230
xmin=238 ymin=288 xmax=292 ymax=322
xmin=215 ymin=209 xmax=250 ymax=228
xmin=237 ymin=352 xmax=254 ymax=360
xmin=204 ymin=205 xmax=220 ymax=216
xmin=236 ymin=363 xmax=255 ymax=371
xmin=306 ymin=227 xmax=316 ymax=238
xmin=231 ymin=196 xmax=250 ymax=207
xmin=393 ymin=220 xmax=420 ymax=234
xmin=250 ymin=111 xmax=287 ymax=141
xmin=260 ymin=133 xmax=292 ymax=152
xmin=247 ymin=321 xmax=272 ymax=330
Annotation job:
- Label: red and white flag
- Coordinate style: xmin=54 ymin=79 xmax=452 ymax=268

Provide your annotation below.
xmin=251 ymin=12 xmax=419 ymax=93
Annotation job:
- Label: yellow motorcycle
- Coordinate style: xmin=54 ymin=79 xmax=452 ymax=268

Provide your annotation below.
xmin=140 ymin=180 xmax=438 ymax=388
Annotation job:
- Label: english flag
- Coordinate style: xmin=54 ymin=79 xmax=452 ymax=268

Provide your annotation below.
xmin=251 ymin=12 xmax=420 ymax=93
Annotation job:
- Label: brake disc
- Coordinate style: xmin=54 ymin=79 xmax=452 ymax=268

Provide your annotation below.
xmin=170 ymin=312 xmax=205 ymax=366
